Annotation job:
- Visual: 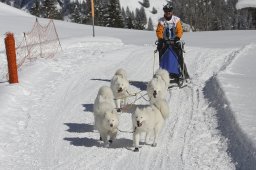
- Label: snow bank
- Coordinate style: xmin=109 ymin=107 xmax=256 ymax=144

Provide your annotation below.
xmin=204 ymin=76 xmax=256 ymax=169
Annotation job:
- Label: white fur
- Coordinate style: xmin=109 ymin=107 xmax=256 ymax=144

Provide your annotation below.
xmin=93 ymin=86 xmax=115 ymax=117
xmin=96 ymin=110 xmax=119 ymax=145
xmin=154 ymin=68 xmax=170 ymax=90
xmin=93 ymin=86 xmax=119 ymax=145
xmin=147 ymin=76 xmax=167 ymax=104
xmin=110 ymin=68 xmax=130 ymax=109
xmin=132 ymin=99 xmax=170 ymax=151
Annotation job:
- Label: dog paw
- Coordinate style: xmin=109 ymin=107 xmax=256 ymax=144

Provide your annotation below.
xmin=152 ymin=143 xmax=157 ymax=147
xmin=134 ymin=147 xmax=139 ymax=152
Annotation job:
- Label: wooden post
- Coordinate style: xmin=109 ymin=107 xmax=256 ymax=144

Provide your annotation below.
xmin=91 ymin=0 xmax=95 ymax=37
xmin=5 ymin=32 xmax=19 ymax=84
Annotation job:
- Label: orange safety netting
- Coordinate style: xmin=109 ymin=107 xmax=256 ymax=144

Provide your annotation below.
xmin=15 ymin=18 xmax=62 ymax=68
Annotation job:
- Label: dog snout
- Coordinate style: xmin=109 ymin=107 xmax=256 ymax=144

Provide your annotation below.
xmin=110 ymin=123 xmax=113 ymax=127
xmin=153 ymin=90 xmax=157 ymax=98
xmin=137 ymin=121 xmax=142 ymax=127
xmin=118 ymin=87 xmax=123 ymax=92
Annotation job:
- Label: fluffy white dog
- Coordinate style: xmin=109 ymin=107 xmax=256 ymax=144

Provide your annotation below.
xmin=110 ymin=68 xmax=130 ymax=111
xmin=96 ymin=110 xmax=119 ymax=146
xmin=132 ymin=99 xmax=170 ymax=152
xmin=147 ymin=77 xmax=167 ymax=103
xmin=147 ymin=69 xmax=170 ymax=103
xmin=93 ymin=86 xmax=119 ymax=145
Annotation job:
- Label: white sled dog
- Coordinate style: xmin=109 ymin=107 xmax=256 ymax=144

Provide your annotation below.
xmin=110 ymin=68 xmax=130 ymax=111
xmin=132 ymin=99 xmax=170 ymax=152
xmin=147 ymin=77 xmax=169 ymax=104
xmin=93 ymin=86 xmax=119 ymax=145
xmin=96 ymin=110 xmax=119 ymax=146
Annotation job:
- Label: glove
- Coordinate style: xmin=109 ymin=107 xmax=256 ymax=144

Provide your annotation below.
xmin=174 ymin=37 xmax=180 ymax=42
xmin=157 ymin=39 xmax=164 ymax=50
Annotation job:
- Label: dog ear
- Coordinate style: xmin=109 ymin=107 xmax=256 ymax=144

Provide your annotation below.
xmin=135 ymin=107 xmax=139 ymax=112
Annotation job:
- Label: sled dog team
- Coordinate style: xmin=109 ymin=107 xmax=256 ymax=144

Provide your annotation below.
xmin=93 ymin=68 xmax=170 ymax=151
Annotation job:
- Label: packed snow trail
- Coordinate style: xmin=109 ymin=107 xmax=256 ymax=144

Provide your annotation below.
xmin=2 ymin=38 xmax=236 ymax=169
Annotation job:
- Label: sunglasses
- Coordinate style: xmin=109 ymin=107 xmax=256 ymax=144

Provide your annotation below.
xmin=164 ymin=10 xmax=173 ymax=13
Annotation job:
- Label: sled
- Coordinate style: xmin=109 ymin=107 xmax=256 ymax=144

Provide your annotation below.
xmin=159 ymin=42 xmax=189 ymax=88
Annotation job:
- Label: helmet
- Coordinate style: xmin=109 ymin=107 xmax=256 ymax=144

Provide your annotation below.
xmin=163 ymin=3 xmax=173 ymax=12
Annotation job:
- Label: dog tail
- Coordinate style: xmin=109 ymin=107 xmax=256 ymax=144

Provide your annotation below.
xmin=153 ymin=99 xmax=170 ymax=120
xmin=154 ymin=68 xmax=170 ymax=86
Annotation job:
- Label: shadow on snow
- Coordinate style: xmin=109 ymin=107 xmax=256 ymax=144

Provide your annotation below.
xmin=82 ymin=103 xmax=93 ymax=112
xmin=63 ymin=136 xmax=133 ymax=148
xmin=64 ymin=123 xmax=94 ymax=133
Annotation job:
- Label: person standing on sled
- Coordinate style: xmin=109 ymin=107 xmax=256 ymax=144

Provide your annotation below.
xmin=156 ymin=3 xmax=190 ymax=80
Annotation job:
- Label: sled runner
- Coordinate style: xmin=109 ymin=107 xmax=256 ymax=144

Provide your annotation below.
xmin=158 ymin=40 xmax=190 ymax=88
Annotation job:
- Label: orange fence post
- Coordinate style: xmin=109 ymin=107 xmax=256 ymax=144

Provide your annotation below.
xmin=5 ymin=32 xmax=19 ymax=84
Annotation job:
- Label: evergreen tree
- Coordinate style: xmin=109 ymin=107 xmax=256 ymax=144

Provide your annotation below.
xmin=84 ymin=0 xmax=93 ymax=24
xmin=94 ymin=0 xmax=109 ymax=26
xmin=134 ymin=8 xmax=145 ymax=30
xmin=80 ymin=0 xmax=89 ymax=24
xmin=147 ymin=17 xmax=154 ymax=30
xmin=250 ymin=8 xmax=256 ymax=29
xmin=41 ymin=0 xmax=62 ymax=19
xmin=125 ymin=7 xmax=135 ymax=29
xmin=30 ymin=0 xmax=40 ymax=17
xmin=70 ymin=2 xmax=81 ymax=23
xmin=107 ymin=0 xmax=124 ymax=28
xmin=140 ymin=7 xmax=147 ymax=25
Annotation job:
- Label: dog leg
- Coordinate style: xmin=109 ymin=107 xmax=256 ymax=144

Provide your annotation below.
xmin=100 ymin=133 xmax=109 ymax=147
xmin=152 ymin=122 xmax=163 ymax=147
xmin=145 ymin=132 xmax=150 ymax=145
xmin=109 ymin=131 xmax=117 ymax=144
xmin=123 ymin=98 xmax=127 ymax=107
xmin=115 ymin=99 xmax=121 ymax=111
xmin=98 ymin=129 xmax=104 ymax=143
xmin=152 ymin=127 xmax=160 ymax=147
xmin=133 ymin=131 xmax=140 ymax=151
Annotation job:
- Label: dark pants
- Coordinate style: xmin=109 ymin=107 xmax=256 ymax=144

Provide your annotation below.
xmin=158 ymin=40 xmax=190 ymax=79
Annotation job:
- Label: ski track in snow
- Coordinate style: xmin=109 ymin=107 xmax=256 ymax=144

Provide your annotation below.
xmin=2 ymin=40 xmax=239 ymax=169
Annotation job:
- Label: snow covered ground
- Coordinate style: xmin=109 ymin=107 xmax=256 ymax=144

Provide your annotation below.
xmin=0 ymin=2 xmax=256 ymax=170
